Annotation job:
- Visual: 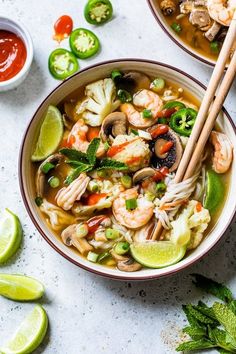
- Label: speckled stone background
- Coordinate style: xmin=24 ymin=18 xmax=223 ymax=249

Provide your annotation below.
xmin=0 ymin=0 xmax=236 ymax=353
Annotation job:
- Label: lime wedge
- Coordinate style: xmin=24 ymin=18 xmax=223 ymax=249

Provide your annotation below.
xmin=0 ymin=274 xmax=44 ymax=301
xmin=130 ymin=241 xmax=186 ymax=268
xmin=1 ymin=305 xmax=48 ymax=354
xmin=204 ymin=170 xmax=224 ymax=212
xmin=0 ymin=209 xmax=22 ymax=264
xmin=31 ymin=105 xmax=63 ymax=161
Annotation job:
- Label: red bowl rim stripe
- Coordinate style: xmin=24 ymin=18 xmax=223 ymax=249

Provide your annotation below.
xmin=19 ymin=58 xmax=236 ymax=281
xmin=146 ymin=0 xmax=216 ymax=68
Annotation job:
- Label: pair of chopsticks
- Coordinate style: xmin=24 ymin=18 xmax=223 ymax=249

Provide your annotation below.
xmin=151 ymin=12 xmax=236 ymax=241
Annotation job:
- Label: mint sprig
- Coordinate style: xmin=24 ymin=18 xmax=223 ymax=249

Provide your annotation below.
xmin=177 ymin=275 xmax=236 ymax=353
xmin=60 ymin=138 xmax=127 ymax=184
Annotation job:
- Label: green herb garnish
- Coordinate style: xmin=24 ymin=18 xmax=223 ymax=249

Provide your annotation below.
xmin=177 ymin=274 xmax=236 ymax=352
xmin=60 ymin=138 xmax=127 ymax=184
xmin=125 ymin=198 xmax=137 ymax=210
xmin=142 ymin=109 xmax=153 ymax=119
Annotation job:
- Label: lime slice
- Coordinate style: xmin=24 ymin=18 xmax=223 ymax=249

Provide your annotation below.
xmin=31 ymin=105 xmax=63 ymax=161
xmin=204 ymin=170 xmax=224 ymax=212
xmin=0 ymin=209 xmax=22 ymax=264
xmin=130 ymin=241 xmax=186 ymax=268
xmin=1 ymin=305 xmax=48 ymax=354
xmin=0 ymin=274 xmax=44 ymax=301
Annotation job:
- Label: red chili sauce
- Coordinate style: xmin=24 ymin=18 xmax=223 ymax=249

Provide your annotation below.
xmin=53 ymin=15 xmax=73 ymax=42
xmin=0 ymin=30 xmax=27 ymax=82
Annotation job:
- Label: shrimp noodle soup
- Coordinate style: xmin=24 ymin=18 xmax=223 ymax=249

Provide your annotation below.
xmin=21 ymin=61 xmax=235 ymax=279
xmin=149 ymin=0 xmax=235 ymax=65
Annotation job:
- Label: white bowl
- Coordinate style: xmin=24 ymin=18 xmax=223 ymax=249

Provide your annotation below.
xmin=0 ymin=17 xmax=33 ymax=92
xmin=19 ymin=59 xmax=236 ymax=280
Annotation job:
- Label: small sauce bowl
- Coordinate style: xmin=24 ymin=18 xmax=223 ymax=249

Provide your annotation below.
xmin=0 ymin=17 xmax=33 ymax=92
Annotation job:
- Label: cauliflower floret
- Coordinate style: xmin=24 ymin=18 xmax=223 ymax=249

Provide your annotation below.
xmin=109 ymin=135 xmax=151 ymax=172
xmin=76 ymin=78 xmax=120 ymax=126
xmin=165 ymin=200 xmax=211 ymax=250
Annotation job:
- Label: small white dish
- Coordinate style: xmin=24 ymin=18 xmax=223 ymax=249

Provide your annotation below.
xmin=0 ymin=17 xmax=33 ymax=92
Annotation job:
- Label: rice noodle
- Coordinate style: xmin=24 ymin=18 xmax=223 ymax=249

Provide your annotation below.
xmin=154 ymin=164 xmax=201 ymax=229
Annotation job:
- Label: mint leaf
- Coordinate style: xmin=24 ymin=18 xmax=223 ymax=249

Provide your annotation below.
xmin=86 ymin=138 xmax=100 ymax=165
xmin=192 ymin=274 xmax=234 ymax=303
xmin=183 ymin=326 xmax=207 ymax=340
xmin=208 ymin=327 xmax=236 ymax=353
xmin=195 ymin=302 xmax=219 ymax=323
xmin=97 ymin=158 xmax=128 ymax=171
xmin=65 ymin=164 xmax=92 ymax=185
xmin=229 ymin=301 xmax=236 ymax=316
xmin=176 ymin=339 xmax=216 ymax=351
xmin=184 ymin=304 xmax=217 ymax=326
xmin=60 ymin=148 xmax=88 ymax=164
xmin=213 ymin=303 xmax=236 ymax=342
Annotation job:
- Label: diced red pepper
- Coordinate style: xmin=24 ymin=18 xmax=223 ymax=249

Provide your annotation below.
xmin=196 ymin=202 xmax=202 ymax=212
xmin=160 ymin=167 xmax=169 ymax=176
xmin=159 ymin=141 xmax=174 ymax=154
xmin=150 ymin=124 xmax=169 ymax=139
xmin=157 ymin=108 xmax=176 ymax=118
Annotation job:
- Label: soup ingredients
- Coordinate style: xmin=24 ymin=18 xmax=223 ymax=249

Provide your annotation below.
xmin=32 ymin=105 xmax=64 ymax=161
xmin=84 ymin=0 xmax=113 ymax=25
xmin=166 ymin=200 xmax=211 ymax=249
xmin=0 ymin=30 xmax=27 ymax=82
xmin=61 ymin=224 xmax=93 ymax=254
xmin=207 ymin=0 xmax=236 ymax=26
xmin=112 ymin=188 xmax=154 ymax=229
xmin=150 ymin=77 xmax=166 ymax=92
xmin=107 ymin=135 xmax=151 ymax=172
xmin=0 ymin=209 xmax=22 ymax=264
xmin=53 ymin=15 xmax=73 ymax=42
xmin=122 ymin=89 xmax=162 ymax=125
xmin=160 ymin=0 xmax=176 ymax=16
xmin=36 ymin=154 xmax=63 ymax=198
xmin=48 ymin=48 xmax=79 ymax=80
xmin=0 ymin=274 xmax=44 ymax=301
xmin=77 ymin=78 xmax=120 ymax=126
xmin=151 ymin=127 xmax=183 ymax=172
xmin=170 ymin=108 xmax=197 ymax=137
xmin=171 ymin=22 xmax=182 ymax=33
xmin=210 ymin=130 xmax=233 ymax=173
xmin=117 ymin=89 xmax=132 ymax=103
xmin=117 ymin=257 xmax=142 ymax=272
xmin=69 ymin=28 xmax=100 ymax=59
xmin=100 ymin=112 xmax=127 ymax=141
xmin=40 ymin=199 xmax=75 ymax=231
xmin=56 ymin=173 xmax=90 ymax=210
xmin=114 ymin=241 xmax=130 ymax=255
xmin=204 ymin=170 xmax=224 ymax=212
xmin=0 ymin=305 xmax=48 ymax=354
xmin=176 ymin=274 xmax=236 ymax=352
xmin=116 ymin=71 xmax=151 ymax=92
xmin=130 ymin=241 xmax=186 ymax=268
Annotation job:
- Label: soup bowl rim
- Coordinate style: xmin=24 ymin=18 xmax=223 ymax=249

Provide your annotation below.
xmin=19 ymin=58 xmax=236 ymax=281
xmin=146 ymin=0 xmax=220 ymax=68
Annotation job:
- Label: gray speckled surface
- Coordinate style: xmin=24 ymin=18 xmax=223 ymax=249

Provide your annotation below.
xmin=0 ymin=0 xmax=236 ymax=353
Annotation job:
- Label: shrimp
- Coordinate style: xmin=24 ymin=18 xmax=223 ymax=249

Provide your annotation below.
xmin=120 ymin=89 xmax=163 ymax=128
xmin=210 ymin=131 xmax=233 ymax=174
xmin=56 ymin=173 xmax=90 ymax=210
xmin=67 ymin=119 xmax=105 ymax=157
xmin=112 ymin=188 xmax=154 ymax=229
xmin=207 ymin=0 xmax=236 ymax=26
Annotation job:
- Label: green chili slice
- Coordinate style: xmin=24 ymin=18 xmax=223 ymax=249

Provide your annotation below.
xmin=84 ymin=0 xmax=113 ymax=25
xmin=163 ymin=101 xmax=186 ymax=110
xmin=69 ymin=28 xmax=100 ymax=59
xmin=48 ymin=48 xmax=79 ymax=80
xmin=170 ymin=108 xmax=197 ymax=137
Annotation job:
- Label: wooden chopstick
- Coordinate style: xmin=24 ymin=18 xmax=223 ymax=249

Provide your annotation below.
xmin=184 ymin=49 xmax=236 ymax=180
xmin=151 ymin=13 xmax=236 ymax=241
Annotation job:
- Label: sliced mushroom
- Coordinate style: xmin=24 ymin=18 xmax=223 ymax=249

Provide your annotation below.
xmin=61 ymin=223 xmax=92 ymax=255
xmin=160 ymin=0 xmax=176 ymax=16
xmin=133 ymin=167 xmax=156 ymax=184
xmin=117 ymin=71 xmax=151 ymax=93
xmin=100 ymin=112 xmax=127 ymax=141
xmin=205 ymin=21 xmax=222 ymax=41
xmin=117 ymin=257 xmax=142 ymax=272
xmin=150 ymin=127 xmax=183 ymax=172
xmin=110 ymin=250 xmax=128 ymax=261
xmin=36 ymin=154 xmax=63 ymax=197
xmin=180 ymin=1 xmax=194 ymax=14
xmin=189 ymin=9 xmax=211 ymax=31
